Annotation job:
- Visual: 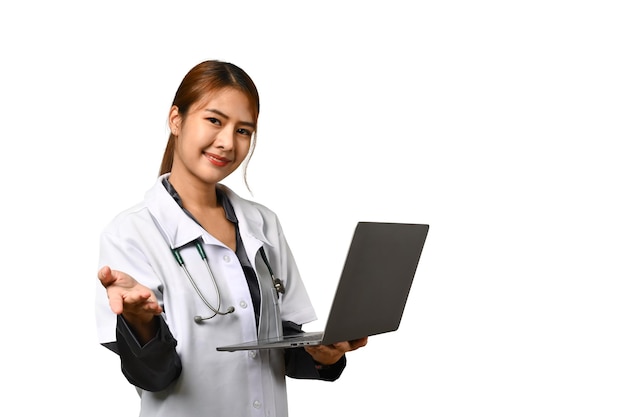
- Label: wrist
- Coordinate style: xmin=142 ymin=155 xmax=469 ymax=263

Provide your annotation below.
xmin=121 ymin=314 xmax=159 ymax=345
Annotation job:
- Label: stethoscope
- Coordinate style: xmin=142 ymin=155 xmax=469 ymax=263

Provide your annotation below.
xmin=171 ymin=239 xmax=285 ymax=323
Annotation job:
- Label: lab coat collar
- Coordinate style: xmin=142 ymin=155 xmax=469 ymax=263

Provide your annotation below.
xmin=144 ymin=174 xmax=271 ymax=249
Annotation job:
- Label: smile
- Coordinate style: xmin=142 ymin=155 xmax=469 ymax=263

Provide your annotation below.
xmin=205 ymin=152 xmax=231 ymax=167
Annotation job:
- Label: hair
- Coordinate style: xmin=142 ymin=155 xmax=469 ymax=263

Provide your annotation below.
xmin=159 ymin=60 xmax=260 ymax=191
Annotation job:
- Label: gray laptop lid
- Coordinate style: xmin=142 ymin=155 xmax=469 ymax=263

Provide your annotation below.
xmin=320 ymin=221 xmax=428 ymax=345
xmin=216 ymin=222 xmax=429 ymax=351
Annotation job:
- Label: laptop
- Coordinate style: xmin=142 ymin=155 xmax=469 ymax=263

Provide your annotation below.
xmin=216 ymin=222 xmax=429 ymax=352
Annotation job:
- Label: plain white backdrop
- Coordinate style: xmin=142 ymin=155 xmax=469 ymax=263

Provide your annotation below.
xmin=1 ymin=1 xmax=625 ymax=415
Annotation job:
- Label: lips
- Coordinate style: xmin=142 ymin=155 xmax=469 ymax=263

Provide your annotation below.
xmin=205 ymin=152 xmax=231 ymax=167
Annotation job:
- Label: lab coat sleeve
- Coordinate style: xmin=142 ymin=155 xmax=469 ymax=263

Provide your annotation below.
xmin=96 ymin=215 xmax=182 ymax=391
xmin=96 ymin=226 xmax=167 ymax=344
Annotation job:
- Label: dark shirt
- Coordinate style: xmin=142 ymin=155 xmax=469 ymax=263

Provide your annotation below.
xmin=104 ymin=179 xmax=345 ymax=391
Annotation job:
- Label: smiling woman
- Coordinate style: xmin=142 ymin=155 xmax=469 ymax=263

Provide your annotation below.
xmin=159 ymin=61 xmax=260 ymax=191
xmin=94 ymin=60 xmax=367 ymax=417
xmin=167 ymin=87 xmax=257 ymax=245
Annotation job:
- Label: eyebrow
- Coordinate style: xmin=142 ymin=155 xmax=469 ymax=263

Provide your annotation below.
xmin=204 ymin=108 xmax=256 ymax=129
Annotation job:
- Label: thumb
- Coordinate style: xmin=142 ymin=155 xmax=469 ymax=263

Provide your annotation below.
xmin=98 ymin=265 xmax=114 ymax=287
xmin=98 ymin=266 xmax=125 ymax=314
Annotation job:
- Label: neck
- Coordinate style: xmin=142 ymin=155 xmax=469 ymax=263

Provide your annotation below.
xmin=168 ymin=173 xmax=219 ymax=210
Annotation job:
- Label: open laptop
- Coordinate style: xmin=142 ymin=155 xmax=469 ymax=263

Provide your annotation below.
xmin=216 ymin=221 xmax=429 ymax=352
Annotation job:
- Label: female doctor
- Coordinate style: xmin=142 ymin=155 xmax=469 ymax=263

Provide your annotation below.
xmin=95 ymin=60 xmax=367 ymax=417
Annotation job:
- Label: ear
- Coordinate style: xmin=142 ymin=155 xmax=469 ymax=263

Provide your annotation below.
xmin=169 ymin=105 xmax=182 ymax=135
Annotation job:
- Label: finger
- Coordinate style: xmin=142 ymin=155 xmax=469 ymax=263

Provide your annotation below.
xmin=331 ymin=337 xmax=367 ymax=352
xmin=109 ymin=291 xmax=147 ymax=316
xmin=331 ymin=341 xmax=352 ymax=353
xmin=98 ymin=266 xmax=114 ymax=286
xmin=122 ymin=290 xmax=152 ymax=306
xmin=350 ymin=337 xmax=368 ymax=349
xmin=112 ymin=287 xmax=151 ymax=314
xmin=143 ymin=293 xmax=162 ymax=311
xmin=108 ymin=291 xmax=125 ymax=315
xmin=99 ymin=266 xmax=124 ymax=314
xmin=144 ymin=300 xmax=163 ymax=315
xmin=304 ymin=345 xmax=322 ymax=354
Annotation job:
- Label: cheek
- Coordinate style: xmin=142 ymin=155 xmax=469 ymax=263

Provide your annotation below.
xmin=236 ymin=139 xmax=252 ymax=158
xmin=177 ymin=126 xmax=204 ymax=149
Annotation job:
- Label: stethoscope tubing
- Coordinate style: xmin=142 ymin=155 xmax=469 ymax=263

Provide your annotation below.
xmin=171 ymin=239 xmax=284 ymax=322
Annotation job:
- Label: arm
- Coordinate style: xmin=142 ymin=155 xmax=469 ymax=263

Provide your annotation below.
xmin=98 ymin=266 xmax=182 ymax=391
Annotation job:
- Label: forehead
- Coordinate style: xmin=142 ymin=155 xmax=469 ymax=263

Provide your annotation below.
xmin=191 ymin=87 xmax=256 ymax=119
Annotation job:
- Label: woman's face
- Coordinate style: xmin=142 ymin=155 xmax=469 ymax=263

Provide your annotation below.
xmin=169 ymin=88 xmax=256 ymax=187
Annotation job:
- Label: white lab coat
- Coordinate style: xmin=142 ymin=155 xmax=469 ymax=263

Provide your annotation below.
xmin=95 ymin=174 xmax=317 ymax=417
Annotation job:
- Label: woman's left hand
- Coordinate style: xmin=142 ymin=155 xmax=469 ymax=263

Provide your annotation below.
xmin=304 ymin=337 xmax=368 ymax=366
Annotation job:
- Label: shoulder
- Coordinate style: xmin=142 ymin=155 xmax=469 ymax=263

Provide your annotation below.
xmin=101 ymin=176 xmax=175 ymax=238
xmin=101 ymin=200 xmax=152 ymax=236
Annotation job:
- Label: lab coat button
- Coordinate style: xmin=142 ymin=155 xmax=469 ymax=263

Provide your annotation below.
xmin=253 ymin=400 xmax=261 ymax=409
xmin=223 ymin=255 xmax=231 ymax=263
xmin=248 ymin=350 xmax=257 ymax=359
xmin=239 ymin=301 xmax=248 ymax=308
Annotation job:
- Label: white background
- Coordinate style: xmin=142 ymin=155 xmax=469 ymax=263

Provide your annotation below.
xmin=1 ymin=1 xmax=625 ymax=416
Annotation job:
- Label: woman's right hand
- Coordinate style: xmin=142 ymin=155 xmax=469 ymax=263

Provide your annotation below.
xmin=98 ymin=265 xmax=163 ymax=343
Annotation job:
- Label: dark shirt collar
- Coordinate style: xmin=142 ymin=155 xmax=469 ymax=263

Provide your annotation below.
xmin=162 ymin=178 xmax=238 ymax=225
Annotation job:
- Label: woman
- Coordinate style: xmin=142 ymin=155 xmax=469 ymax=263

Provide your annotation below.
xmin=95 ymin=60 xmax=367 ymax=416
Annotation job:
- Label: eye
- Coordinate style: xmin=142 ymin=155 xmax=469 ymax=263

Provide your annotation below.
xmin=237 ymin=128 xmax=253 ymax=137
xmin=206 ymin=117 xmax=221 ymax=126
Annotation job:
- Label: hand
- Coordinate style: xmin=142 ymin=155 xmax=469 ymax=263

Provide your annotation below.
xmin=304 ymin=337 xmax=368 ymax=366
xmin=98 ymin=266 xmax=162 ymax=341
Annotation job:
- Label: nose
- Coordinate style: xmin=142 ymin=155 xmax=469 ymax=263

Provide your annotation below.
xmin=214 ymin=128 xmax=235 ymax=150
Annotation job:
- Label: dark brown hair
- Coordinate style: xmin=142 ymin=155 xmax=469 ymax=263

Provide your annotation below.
xmin=159 ymin=60 xmax=260 ymax=190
